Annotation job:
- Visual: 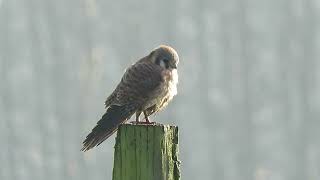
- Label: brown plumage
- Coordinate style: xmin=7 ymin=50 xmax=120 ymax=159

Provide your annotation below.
xmin=81 ymin=45 xmax=179 ymax=151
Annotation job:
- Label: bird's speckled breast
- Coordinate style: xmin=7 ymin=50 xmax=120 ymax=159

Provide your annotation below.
xmin=143 ymin=69 xmax=178 ymax=112
xmin=166 ymin=69 xmax=178 ymax=98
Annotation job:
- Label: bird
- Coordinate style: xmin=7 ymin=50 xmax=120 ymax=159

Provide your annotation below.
xmin=81 ymin=45 xmax=179 ymax=151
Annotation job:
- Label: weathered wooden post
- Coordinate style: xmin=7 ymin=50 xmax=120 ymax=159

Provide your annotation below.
xmin=112 ymin=123 xmax=180 ymax=180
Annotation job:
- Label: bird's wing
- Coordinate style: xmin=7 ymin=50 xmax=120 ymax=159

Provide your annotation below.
xmin=110 ymin=62 xmax=164 ymax=106
xmin=82 ymin=62 xmax=163 ymax=151
xmin=81 ymin=103 xmax=137 ymax=151
xmin=104 ymin=91 xmax=117 ymax=108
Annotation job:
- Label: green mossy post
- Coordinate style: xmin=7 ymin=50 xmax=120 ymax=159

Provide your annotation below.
xmin=112 ymin=123 xmax=180 ymax=180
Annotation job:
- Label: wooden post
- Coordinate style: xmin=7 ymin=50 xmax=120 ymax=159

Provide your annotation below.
xmin=112 ymin=123 xmax=180 ymax=180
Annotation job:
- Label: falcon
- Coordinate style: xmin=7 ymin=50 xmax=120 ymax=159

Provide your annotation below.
xmin=81 ymin=45 xmax=179 ymax=151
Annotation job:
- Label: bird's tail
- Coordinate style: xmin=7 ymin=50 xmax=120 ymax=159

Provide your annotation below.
xmin=81 ymin=104 xmax=136 ymax=151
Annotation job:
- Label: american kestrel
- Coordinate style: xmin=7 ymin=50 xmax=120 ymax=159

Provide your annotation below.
xmin=81 ymin=45 xmax=179 ymax=151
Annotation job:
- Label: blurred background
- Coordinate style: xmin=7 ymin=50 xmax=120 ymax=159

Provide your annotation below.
xmin=1 ymin=0 xmax=320 ymax=180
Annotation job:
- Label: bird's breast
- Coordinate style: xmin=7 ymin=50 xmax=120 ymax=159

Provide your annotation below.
xmin=157 ymin=69 xmax=178 ymax=107
xmin=166 ymin=69 xmax=178 ymax=98
xmin=143 ymin=69 xmax=178 ymax=111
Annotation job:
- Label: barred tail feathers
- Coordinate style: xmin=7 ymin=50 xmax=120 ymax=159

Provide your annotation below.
xmin=81 ymin=104 xmax=136 ymax=151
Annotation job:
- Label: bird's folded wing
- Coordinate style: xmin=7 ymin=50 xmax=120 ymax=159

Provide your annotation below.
xmin=105 ymin=62 xmax=163 ymax=107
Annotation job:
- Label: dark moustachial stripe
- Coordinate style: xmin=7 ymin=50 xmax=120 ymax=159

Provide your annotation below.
xmin=155 ymin=57 xmax=169 ymax=69
xmin=155 ymin=57 xmax=161 ymax=65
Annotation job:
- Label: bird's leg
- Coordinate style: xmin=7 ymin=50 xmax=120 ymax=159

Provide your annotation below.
xmin=135 ymin=111 xmax=141 ymax=123
xmin=131 ymin=111 xmax=155 ymax=124
xmin=143 ymin=111 xmax=154 ymax=124
xmin=130 ymin=111 xmax=141 ymax=124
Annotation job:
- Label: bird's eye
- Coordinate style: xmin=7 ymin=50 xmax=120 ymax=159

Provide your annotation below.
xmin=159 ymin=58 xmax=169 ymax=69
xmin=155 ymin=57 xmax=169 ymax=69
xmin=162 ymin=58 xmax=169 ymax=63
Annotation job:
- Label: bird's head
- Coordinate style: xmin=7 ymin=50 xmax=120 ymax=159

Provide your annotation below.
xmin=149 ymin=45 xmax=179 ymax=70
